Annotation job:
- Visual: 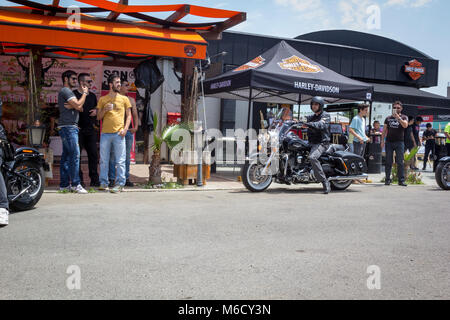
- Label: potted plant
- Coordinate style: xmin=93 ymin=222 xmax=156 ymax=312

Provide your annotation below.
xmin=148 ymin=113 xmax=211 ymax=185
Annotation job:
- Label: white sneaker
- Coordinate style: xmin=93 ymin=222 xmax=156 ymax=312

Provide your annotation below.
xmin=73 ymin=184 xmax=88 ymax=194
xmin=0 ymin=208 xmax=9 ymax=227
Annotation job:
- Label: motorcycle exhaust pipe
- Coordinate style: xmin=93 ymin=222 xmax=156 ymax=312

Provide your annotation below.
xmin=328 ymin=174 xmax=369 ymax=181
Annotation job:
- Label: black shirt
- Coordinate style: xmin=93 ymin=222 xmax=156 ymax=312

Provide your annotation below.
xmin=384 ymin=115 xmax=408 ymax=143
xmin=413 ymin=123 xmax=421 ymax=145
xmin=404 ymin=125 xmax=415 ymax=148
xmin=73 ymin=90 xmax=98 ymax=133
xmin=422 ymin=129 xmax=437 ymax=146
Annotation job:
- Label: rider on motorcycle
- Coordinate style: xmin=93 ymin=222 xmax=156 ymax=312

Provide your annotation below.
xmin=302 ymin=96 xmax=332 ymax=194
xmin=0 ymin=100 xmax=9 ymax=227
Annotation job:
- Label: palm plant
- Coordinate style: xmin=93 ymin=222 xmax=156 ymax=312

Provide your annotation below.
xmin=149 ymin=112 xmax=193 ymax=184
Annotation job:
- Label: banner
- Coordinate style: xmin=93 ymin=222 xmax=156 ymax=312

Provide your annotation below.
xmin=0 ymin=56 xmax=103 ymax=104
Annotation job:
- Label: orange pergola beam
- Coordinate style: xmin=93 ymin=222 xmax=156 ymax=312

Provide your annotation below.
xmin=0 ymin=9 xmax=207 ymax=59
xmin=77 ymin=0 xmax=241 ymax=18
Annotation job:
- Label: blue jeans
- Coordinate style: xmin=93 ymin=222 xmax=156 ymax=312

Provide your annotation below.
xmin=59 ymin=126 xmax=81 ymax=188
xmin=385 ymin=141 xmax=405 ymax=183
xmin=99 ymin=133 xmax=126 ymax=186
xmin=108 ymin=131 xmax=133 ymax=181
xmin=353 ymin=141 xmax=366 ymax=157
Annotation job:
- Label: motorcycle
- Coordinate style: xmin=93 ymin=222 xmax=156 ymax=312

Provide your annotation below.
xmin=241 ymin=111 xmax=368 ymax=192
xmin=0 ymin=126 xmax=47 ymax=211
xmin=435 ymin=156 xmax=450 ymax=190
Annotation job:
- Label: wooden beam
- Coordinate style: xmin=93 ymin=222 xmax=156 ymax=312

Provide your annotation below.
xmin=107 ymin=0 xmax=128 ymax=21
xmin=202 ymin=12 xmax=246 ymax=40
xmin=166 ymin=4 xmax=190 ymax=23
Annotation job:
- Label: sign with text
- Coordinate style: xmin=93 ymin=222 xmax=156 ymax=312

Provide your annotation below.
xmin=0 ymin=56 xmax=103 ymax=103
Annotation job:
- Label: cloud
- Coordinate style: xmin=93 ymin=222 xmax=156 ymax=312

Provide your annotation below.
xmin=385 ymin=0 xmax=432 ymax=7
xmin=274 ymin=0 xmax=333 ymax=30
xmin=338 ymin=0 xmax=378 ymax=31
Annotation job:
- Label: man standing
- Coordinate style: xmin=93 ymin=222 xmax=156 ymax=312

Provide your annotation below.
xmin=74 ymin=73 xmax=100 ymax=187
xmin=349 ymin=104 xmax=370 ymax=157
xmin=97 ymin=74 xmax=131 ymax=193
xmin=108 ymin=79 xmax=139 ymax=187
xmin=302 ymin=96 xmax=331 ymax=194
xmin=404 ymin=116 xmax=417 ymax=170
xmin=411 ymin=116 xmax=423 ymax=170
xmin=381 ymin=101 xmax=409 ymax=186
xmin=445 ymin=122 xmax=450 ymax=156
xmin=58 ymin=70 xmax=88 ymax=194
xmin=422 ymin=123 xmax=437 ymax=170
xmin=0 ymin=100 xmax=9 ymax=226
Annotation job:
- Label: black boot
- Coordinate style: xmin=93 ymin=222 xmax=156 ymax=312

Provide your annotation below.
xmin=322 ymin=180 xmax=331 ymax=194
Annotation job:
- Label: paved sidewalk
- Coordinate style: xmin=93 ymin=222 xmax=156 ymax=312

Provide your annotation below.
xmin=44 ymin=163 xmax=439 ymax=193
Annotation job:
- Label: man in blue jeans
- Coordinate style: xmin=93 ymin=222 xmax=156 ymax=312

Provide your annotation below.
xmin=97 ymin=74 xmax=132 ymax=193
xmin=0 ymin=100 xmax=9 ymax=226
xmin=58 ymin=70 xmax=89 ymax=194
xmin=108 ymin=79 xmax=139 ymax=187
xmin=349 ymin=103 xmax=370 ymax=157
xmin=381 ymin=101 xmax=409 ymax=186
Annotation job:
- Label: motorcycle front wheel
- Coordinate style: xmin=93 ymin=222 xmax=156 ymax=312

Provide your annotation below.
xmin=435 ymin=161 xmax=450 ymax=190
xmin=242 ymin=161 xmax=273 ymax=192
xmin=8 ymin=160 xmax=45 ymax=212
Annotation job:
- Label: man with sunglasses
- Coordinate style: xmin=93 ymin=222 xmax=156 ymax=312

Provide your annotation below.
xmin=74 ymin=73 xmax=100 ymax=187
xmin=381 ymin=101 xmax=409 ymax=186
xmin=58 ymin=70 xmax=88 ymax=194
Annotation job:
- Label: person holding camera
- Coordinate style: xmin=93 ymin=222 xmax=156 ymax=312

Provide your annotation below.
xmin=381 ymin=101 xmax=409 ymax=186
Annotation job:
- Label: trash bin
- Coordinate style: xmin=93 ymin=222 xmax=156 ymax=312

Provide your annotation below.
xmin=367 ymin=142 xmax=382 ymax=174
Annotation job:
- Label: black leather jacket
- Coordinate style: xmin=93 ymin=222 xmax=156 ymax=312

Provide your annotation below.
xmin=306 ymin=111 xmax=331 ymax=144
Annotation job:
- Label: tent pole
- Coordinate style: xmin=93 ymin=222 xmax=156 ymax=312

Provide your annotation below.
xmin=246 ymin=88 xmax=253 ymax=161
xmin=297 ymin=94 xmax=302 ymax=121
xmin=368 ymin=101 xmax=373 ymax=132
xmin=247 ymin=88 xmax=253 ymax=130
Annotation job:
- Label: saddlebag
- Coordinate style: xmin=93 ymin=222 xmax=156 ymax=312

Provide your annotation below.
xmin=333 ymin=151 xmax=368 ymax=175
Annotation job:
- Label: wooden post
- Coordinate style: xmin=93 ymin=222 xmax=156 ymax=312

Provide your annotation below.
xmin=181 ymin=58 xmax=195 ymax=124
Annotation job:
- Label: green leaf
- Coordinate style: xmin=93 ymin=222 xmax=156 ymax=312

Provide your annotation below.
xmin=404 ymin=146 xmax=419 ymax=161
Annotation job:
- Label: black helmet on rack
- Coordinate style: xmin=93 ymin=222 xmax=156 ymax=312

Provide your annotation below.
xmin=310 ymin=96 xmax=325 ymax=111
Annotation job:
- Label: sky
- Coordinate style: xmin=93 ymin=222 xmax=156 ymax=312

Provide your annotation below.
xmin=1 ymin=0 xmax=449 ymax=97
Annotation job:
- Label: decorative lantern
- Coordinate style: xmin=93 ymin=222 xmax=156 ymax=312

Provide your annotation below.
xmin=28 ymin=123 xmax=46 ymax=148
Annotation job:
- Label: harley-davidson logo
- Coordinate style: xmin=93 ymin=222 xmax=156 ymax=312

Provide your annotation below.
xmin=233 ymin=56 xmax=266 ymax=72
xmin=278 ymin=56 xmax=323 ymax=73
xmin=404 ymin=59 xmax=425 ymax=80
xmin=184 ymin=45 xmax=196 ymax=57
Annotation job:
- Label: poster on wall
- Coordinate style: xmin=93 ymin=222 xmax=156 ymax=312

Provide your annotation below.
xmin=102 ymin=65 xmax=137 ymax=98
xmin=0 ymin=56 xmax=103 ymax=105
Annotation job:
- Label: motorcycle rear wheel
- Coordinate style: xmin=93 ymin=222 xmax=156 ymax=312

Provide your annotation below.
xmin=330 ymin=180 xmax=352 ymax=191
xmin=9 ymin=160 xmax=45 ymax=212
xmin=242 ymin=162 xmax=273 ymax=192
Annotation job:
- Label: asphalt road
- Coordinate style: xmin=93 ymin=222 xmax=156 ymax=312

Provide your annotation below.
xmin=0 ymin=183 xmax=449 ymax=300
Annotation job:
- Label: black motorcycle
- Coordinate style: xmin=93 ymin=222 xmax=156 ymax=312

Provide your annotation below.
xmin=0 ymin=127 xmax=47 ymax=211
xmin=435 ymin=156 xmax=450 ymax=190
xmin=242 ymin=113 xmax=368 ymax=192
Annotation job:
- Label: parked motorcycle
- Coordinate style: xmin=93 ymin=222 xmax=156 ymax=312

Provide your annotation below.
xmin=242 ymin=111 xmax=368 ymax=192
xmin=0 ymin=125 xmax=47 ymax=212
xmin=435 ymin=156 xmax=450 ymax=190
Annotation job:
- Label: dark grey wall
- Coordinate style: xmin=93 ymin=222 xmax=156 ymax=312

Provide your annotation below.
xmin=207 ymin=32 xmax=439 ymax=89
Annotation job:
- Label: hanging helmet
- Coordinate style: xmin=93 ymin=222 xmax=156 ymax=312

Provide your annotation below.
xmin=310 ymin=96 xmax=325 ymax=111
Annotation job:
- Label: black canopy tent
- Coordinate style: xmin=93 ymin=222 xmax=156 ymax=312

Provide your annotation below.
xmin=203 ymin=40 xmax=374 ymax=129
